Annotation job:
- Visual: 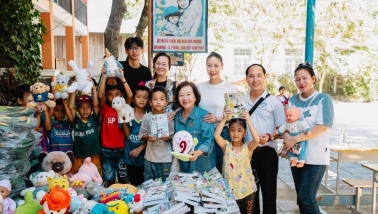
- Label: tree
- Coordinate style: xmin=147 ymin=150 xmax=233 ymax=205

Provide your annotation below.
xmin=104 ymin=0 xmax=127 ymax=59
xmin=135 ymin=0 xmax=148 ymax=38
xmin=0 ymin=1 xmax=46 ymax=86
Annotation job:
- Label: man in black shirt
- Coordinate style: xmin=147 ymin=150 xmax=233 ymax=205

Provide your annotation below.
xmin=120 ymin=37 xmax=152 ymax=93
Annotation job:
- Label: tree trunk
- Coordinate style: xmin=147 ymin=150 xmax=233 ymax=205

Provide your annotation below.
xmin=319 ymin=71 xmax=326 ymax=93
xmin=135 ymin=0 xmax=148 ymax=38
xmin=104 ymin=0 xmax=127 ymax=60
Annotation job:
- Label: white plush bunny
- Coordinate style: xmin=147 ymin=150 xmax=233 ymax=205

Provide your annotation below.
xmin=111 ymin=97 xmax=134 ymax=125
xmin=67 ymin=60 xmax=94 ymax=95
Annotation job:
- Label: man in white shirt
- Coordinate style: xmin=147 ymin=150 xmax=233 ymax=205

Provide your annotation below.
xmin=244 ymin=64 xmax=286 ymax=214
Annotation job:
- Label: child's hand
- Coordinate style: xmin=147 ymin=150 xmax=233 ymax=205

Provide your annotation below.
xmin=117 ymin=68 xmax=124 ymax=76
xmin=148 ymin=135 xmax=157 ymax=142
xmin=102 ymin=66 xmax=107 ymax=76
xmin=130 ymin=147 xmax=143 ymax=158
xmin=223 ymin=109 xmax=232 ymax=120
xmin=240 ymin=111 xmax=251 ymax=123
xmin=161 ymin=134 xmax=170 ymax=142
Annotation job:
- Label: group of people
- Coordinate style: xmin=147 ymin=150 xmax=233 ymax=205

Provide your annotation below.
xmin=11 ymin=36 xmax=334 ymax=214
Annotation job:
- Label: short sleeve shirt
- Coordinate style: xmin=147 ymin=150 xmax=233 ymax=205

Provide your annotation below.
xmin=125 ymin=119 xmax=145 ymax=166
xmin=289 ymin=92 xmax=334 ymax=165
xmin=100 ymin=104 xmax=125 ymax=148
xmin=47 ymin=119 xmax=73 ymax=152
xmin=73 ymin=113 xmax=101 ymax=157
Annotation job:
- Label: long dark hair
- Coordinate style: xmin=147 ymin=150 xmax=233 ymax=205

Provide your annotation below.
xmin=152 ymin=53 xmax=171 ymax=79
xmin=294 ymin=62 xmax=316 ymax=83
xmin=229 ymin=118 xmax=247 ymax=143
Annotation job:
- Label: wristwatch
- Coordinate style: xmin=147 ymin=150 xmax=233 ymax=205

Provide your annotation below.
xmin=266 ymin=133 xmax=274 ymax=141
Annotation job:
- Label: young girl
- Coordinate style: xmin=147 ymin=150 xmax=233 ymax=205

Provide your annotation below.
xmin=124 ymin=86 xmax=150 ymax=186
xmin=138 ymin=86 xmax=174 ymax=181
xmin=68 ymin=80 xmax=102 ymax=175
xmin=214 ymin=110 xmax=260 ymax=213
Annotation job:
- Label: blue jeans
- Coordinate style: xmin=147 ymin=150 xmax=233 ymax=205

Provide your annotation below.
xmin=291 ymin=164 xmax=326 ymax=214
xmin=101 ymin=147 xmax=128 ymax=184
xmin=144 ymin=160 xmax=171 ymax=181
xmin=215 ymin=126 xmax=231 ymax=174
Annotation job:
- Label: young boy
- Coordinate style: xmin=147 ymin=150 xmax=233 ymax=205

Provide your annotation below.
xmin=69 ymin=82 xmax=102 ymax=174
xmin=98 ymin=72 xmax=133 ymax=187
xmin=44 ymin=99 xmax=74 ymax=152
xmin=139 ymin=87 xmax=174 ymax=181
xmin=124 ymin=86 xmax=150 ymax=186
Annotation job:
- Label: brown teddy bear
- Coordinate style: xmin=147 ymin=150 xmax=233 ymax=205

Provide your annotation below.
xmin=38 ymin=151 xmax=74 ymax=178
xmin=27 ymin=82 xmax=56 ymax=109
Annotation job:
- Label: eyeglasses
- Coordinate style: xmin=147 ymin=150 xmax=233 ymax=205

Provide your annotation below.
xmin=128 ymin=47 xmax=141 ymax=52
xmin=155 ymin=63 xmax=168 ymax=68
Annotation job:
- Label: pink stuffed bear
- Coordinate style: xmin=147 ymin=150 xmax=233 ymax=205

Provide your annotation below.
xmin=70 ymin=157 xmax=103 ymax=189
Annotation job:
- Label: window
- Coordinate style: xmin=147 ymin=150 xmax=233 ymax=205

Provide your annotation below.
xmin=285 ymin=48 xmax=303 ymax=73
xmin=233 ymin=48 xmax=252 ymax=75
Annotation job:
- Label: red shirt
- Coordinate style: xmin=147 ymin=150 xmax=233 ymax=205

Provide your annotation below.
xmin=101 ymin=104 xmax=125 ymax=148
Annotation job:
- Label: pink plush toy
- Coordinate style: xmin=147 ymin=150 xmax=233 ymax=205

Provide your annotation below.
xmin=70 ymin=157 xmax=103 ymax=189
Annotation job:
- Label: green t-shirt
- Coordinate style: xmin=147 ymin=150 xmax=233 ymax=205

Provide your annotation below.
xmin=73 ymin=113 xmax=101 ymax=157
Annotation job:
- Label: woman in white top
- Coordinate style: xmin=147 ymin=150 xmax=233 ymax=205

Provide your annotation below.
xmin=282 ymin=62 xmax=334 ymax=213
xmin=197 ymin=52 xmax=237 ymax=173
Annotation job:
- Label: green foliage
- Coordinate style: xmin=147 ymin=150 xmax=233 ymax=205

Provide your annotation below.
xmin=0 ymin=0 xmax=45 ymax=85
xmin=277 ymin=74 xmax=298 ymax=96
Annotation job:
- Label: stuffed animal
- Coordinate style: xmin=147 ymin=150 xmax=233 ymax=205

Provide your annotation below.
xmin=90 ymin=203 xmax=115 ymax=214
xmin=67 ymin=60 xmax=94 ymax=95
xmin=47 ymin=175 xmax=70 ymax=191
xmin=67 ymin=188 xmax=86 ymax=202
xmin=170 ymin=131 xmax=198 ymax=161
xmin=72 ymin=200 xmax=97 ymax=214
xmin=68 ymin=188 xmax=87 ymax=214
xmin=103 ymin=48 xmax=123 ymax=79
xmin=0 ymin=194 xmax=3 ymax=214
xmin=84 ymin=181 xmax=110 ymax=197
xmin=108 ymin=184 xmax=137 ymax=194
xmin=111 ymin=97 xmax=134 ymax=125
xmin=19 ymin=170 xmax=55 ymax=201
xmin=275 ymin=107 xmax=312 ymax=168
xmin=38 ymin=151 xmax=74 ymax=178
xmin=128 ymin=194 xmax=143 ymax=214
xmin=27 ymin=82 xmax=56 ymax=109
xmin=105 ymin=200 xmax=128 ymax=214
xmin=51 ymin=72 xmax=70 ymax=99
xmin=38 ymin=186 xmax=71 ymax=214
xmin=14 ymin=191 xmax=43 ymax=214
xmin=0 ymin=180 xmax=16 ymax=214
xmin=70 ymin=157 xmax=102 ymax=189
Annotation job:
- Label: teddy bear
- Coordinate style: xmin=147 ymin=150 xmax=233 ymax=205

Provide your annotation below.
xmin=19 ymin=170 xmax=56 ymax=202
xmin=67 ymin=60 xmax=94 ymax=95
xmin=38 ymin=186 xmax=71 ymax=214
xmin=103 ymin=48 xmax=124 ymax=79
xmin=275 ymin=107 xmax=312 ymax=168
xmin=14 ymin=191 xmax=43 ymax=214
xmin=70 ymin=157 xmax=103 ymax=189
xmin=38 ymin=151 xmax=74 ymax=178
xmin=111 ymin=97 xmax=134 ymax=125
xmin=51 ymin=72 xmax=70 ymax=99
xmin=27 ymin=82 xmax=56 ymax=109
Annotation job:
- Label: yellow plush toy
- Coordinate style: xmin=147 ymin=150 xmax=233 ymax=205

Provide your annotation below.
xmin=106 ymin=200 xmax=129 ymax=214
xmin=47 ymin=175 xmax=69 ymax=191
xmin=108 ymin=184 xmax=137 ymax=194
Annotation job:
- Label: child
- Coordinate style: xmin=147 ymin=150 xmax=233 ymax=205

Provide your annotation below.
xmin=44 ymin=98 xmax=74 ymax=152
xmin=68 ymin=81 xmax=102 ymax=174
xmin=97 ymin=72 xmax=133 ymax=187
xmin=139 ymin=86 xmax=174 ymax=181
xmin=162 ymin=6 xmax=189 ymax=36
xmin=214 ymin=110 xmax=260 ymax=213
xmin=124 ymin=86 xmax=150 ymax=186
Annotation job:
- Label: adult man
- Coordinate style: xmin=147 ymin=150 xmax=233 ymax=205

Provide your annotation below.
xmin=244 ymin=64 xmax=286 ymax=214
xmin=120 ymin=37 xmax=152 ymax=93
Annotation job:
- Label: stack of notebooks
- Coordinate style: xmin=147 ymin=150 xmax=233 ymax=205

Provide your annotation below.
xmin=141 ymin=169 xmax=240 ymax=214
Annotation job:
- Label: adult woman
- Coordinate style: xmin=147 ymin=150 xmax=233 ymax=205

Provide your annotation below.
xmin=282 ymin=62 xmax=334 ymax=213
xmin=197 ymin=52 xmax=237 ymax=173
xmin=145 ymin=53 xmax=176 ymax=113
xmin=178 ymin=0 xmax=202 ymax=37
xmin=174 ymin=81 xmax=216 ymax=173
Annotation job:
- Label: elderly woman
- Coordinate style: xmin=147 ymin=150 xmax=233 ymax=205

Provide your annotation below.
xmin=174 ymin=81 xmax=216 ymax=173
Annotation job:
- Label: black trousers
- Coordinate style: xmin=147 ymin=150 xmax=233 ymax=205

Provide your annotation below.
xmin=126 ymin=164 xmax=144 ymax=187
xmin=251 ymin=146 xmax=278 ymax=214
xmin=237 ymin=192 xmax=255 ymax=214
